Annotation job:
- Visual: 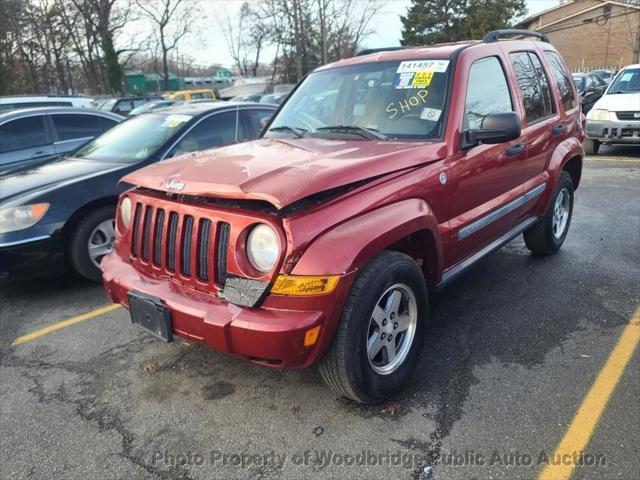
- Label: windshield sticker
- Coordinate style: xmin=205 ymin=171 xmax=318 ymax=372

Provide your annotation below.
xmin=395 ymin=72 xmax=416 ymax=89
xmin=396 ymin=60 xmax=449 ymax=74
xmin=394 ymin=68 xmax=439 ymax=89
xmin=386 ymin=90 xmax=429 ymax=119
xmin=420 ymin=107 xmax=442 ymax=121
xmin=161 ymin=115 xmax=192 ymax=128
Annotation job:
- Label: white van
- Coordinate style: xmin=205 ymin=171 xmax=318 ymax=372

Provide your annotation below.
xmin=0 ymin=95 xmax=97 ymax=112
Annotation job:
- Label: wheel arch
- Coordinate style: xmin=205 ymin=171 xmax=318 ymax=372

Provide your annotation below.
xmin=290 ymin=198 xmax=444 ymax=286
xmin=61 ymin=196 xmax=118 ymax=246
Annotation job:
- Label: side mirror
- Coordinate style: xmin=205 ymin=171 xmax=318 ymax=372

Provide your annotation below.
xmin=463 ymin=112 xmax=521 ymax=148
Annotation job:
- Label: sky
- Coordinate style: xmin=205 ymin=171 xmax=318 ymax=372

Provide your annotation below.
xmin=176 ymin=0 xmax=562 ymax=69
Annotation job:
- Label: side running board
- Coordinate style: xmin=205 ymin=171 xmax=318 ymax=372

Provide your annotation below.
xmin=438 ymin=216 xmax=539 ymax=289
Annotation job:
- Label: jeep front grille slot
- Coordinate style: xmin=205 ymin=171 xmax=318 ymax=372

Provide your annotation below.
xmin=197 ymin=219 xmax=212 ymax=281
xmin=166 ymin=212 xmax=179 ymax=271
xmin=130 ymin=203 xmax=142 ymax=257
xmin=180 ymin=215 xmax=194 ymax=276
xmin=141 ymin=206 xmax=153 ymax=261
xmin=128 ymin=196 xmax=246 ymax=290
xmin=216 ymin=222 xmax=230 ymax=285
xmin=152 ymin=209 xmax=165 ymax=266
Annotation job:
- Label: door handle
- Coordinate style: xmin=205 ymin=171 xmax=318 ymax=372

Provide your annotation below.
xmin=552 ymin=124 xmax=567 ymax=136
xmin=32 ymin=151 xmax=45 ymax=157
xmin=506 ymin=143 xmax=526 ymax=157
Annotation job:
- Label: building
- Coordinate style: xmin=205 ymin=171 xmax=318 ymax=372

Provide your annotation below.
xmin=516 ymin=0 xmax=640 ymax=71
xmin=124 ymin=72 xmax=184 ymax=94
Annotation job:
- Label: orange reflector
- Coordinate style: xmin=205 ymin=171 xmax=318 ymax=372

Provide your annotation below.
xmin=271 ymin=275 xmax=340 ymax=296
xmin=304 ymin=325 xmax=321 ymax=347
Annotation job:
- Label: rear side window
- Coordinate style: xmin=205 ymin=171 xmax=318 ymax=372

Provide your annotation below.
xmin=509 ymin=52 xmax=554 ymax=124
xmin=240 ymin=108 xmax=274 ymax=139
xmin=114 ymin=100 xmax=133 ymax=114
xmin=52 ymin=114 xmax=114 ymax=141
xmin=544 ymin=51 xmax=577 ymax=112
xmin=171 ymin=111 xmax=238 ymax=156
xmin=464 ymin=56 xmax=513 ymax=130
xmin=0 ymin=116 xmax=49 ymax=153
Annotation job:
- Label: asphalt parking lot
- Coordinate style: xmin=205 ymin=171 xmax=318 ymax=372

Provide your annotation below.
xmin=1 ymin=145 xmax=639 ymax=480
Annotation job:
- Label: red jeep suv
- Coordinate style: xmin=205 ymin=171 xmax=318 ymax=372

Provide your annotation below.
xmin=102 ymin=30 xmax=584 ymax=404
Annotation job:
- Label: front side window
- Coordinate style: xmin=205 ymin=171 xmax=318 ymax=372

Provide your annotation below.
xmin=240 ymin=108 xmax=274 ymax=139
xmin=0 ymin=116 xmax=49 ymax=153
xmin=544 ymin=51 xmax=577 ymax=111
xmin=75 ymin=113 xmax=192 ymax=163
xmin=52 ymin=114 xmax=109 ymax=141
xmin=171 ymin=111 xmax=238 ymax=156
xmin=509 ymin=52 xmax=554 ymax=124
xmin=464 ymin=56 xmax=513 ymax=130
xmin=266 ymin=59 xmax=452 ymax=140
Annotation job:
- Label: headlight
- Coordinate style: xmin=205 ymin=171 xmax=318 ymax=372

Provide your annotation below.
xmin=246 ymin=224 xmax=279 ymax=273
xmin=587 ymin=109 xmax=610 ymax=121
xmin=0 ymin=203 xmax=49 ymax=234
xmin=119 ymin=197 xmax=132 ymax=229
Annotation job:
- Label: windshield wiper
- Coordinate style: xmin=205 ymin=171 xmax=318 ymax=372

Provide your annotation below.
xmin=268 ymin=125 xmax=307 ymax=138
xmin=316 ymin=125 xmax=387 ymax=140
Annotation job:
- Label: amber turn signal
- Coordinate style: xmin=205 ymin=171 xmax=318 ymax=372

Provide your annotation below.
xmin=271 ymin=275 xmax=340 ymax=296
xmin=304 ymin=325 xmax=321 ymax=347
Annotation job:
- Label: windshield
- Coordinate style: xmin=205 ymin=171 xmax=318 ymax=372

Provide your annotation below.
xmin=608 ymin=68 xmax=640 ymax=94
xmin=572 ymin=75 xmax=585 ymax=91
xmin=266 ymin=59 xmax=451 ymax=140
xmin=99 ymin=99 xmax=116 ymax=111
xmin=75 ymin=113 xmax=192 ymax=163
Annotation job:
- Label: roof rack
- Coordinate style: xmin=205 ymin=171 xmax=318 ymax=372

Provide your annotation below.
xmin=355 ymin=47 xmax=409 ymax=57
xmin=483 ymin=29 xmax=550 ymax=43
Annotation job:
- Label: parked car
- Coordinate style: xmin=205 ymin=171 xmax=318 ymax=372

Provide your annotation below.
xmin=231 ymin=94 xmax=264 ymax=103
xmin=0 ymin=95 xmax=97 ymax=112
xmin=259 ymin=93 xmax=288 ymax=105
xmin=99 ymin=96 xmax=165 ymax=116
xmin=571 ymin=72 xmax=606 ymax=113
xmin=167 ymin=89 xmax=215 ymax=102
xmin=129 ymin=100 xmax=176 ymax=116
xmin=0 ymin=107 xmax=123 ymax=175
xmin=584 ymin=64 xmax=640 ymax=154
xmin=101 ymin=30 xmax=584 ymax=403
xmin=589 ymin=69 xmax=615 ymax=84
xmin=0 ymin=102 xmax=276 ymax=282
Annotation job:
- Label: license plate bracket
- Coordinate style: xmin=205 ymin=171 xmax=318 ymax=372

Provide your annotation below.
xmin=128 ymin=291 xmax=173 ymax=342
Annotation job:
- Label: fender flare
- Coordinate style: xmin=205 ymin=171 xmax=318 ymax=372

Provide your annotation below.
xmin=537 ymin=137 xmax=583 ymax=213
xmin=548 ymin=137 xmax=583 ymax=186
xmin=291 ymin=198 xmax=443 ymax=280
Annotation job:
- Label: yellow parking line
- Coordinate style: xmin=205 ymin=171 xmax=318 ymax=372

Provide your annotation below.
xmin=538 ymin=307 xmax=640 ymax=480
xmin=11 ymin=304 xmax=122 ymax=346
xmin=584 ymin=157 xmax=640 ymax=163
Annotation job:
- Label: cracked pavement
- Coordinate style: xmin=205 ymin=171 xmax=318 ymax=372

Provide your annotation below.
xmin=1 ymin=146 xmax=639 ymax=480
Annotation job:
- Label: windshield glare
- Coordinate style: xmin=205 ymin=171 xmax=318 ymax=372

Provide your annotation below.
xmin=608 ymin=68 xmax=640 ymax=94
xmin=75 ymin=113 xmax=192 ymax=163
xmin=267 ymin=59 xmax=451 ymax=140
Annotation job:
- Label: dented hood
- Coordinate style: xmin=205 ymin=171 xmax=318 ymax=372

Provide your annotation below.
xmin=122 ymin=137 xmax=446 ymax=209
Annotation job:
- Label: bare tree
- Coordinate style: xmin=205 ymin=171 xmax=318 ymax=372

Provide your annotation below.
xmin=136 ymin=0 xmax=198 ymax=90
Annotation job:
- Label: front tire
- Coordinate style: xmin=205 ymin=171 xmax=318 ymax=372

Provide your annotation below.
xmin=318 ymin=251 xmax=428 ymax=404
xmin=68 ymin=206 xmax=116 ymax=282
xmin=524 ymin=171 xmax=574 ymax=255
xmin=583 ymin=138 xmax=600 ymax=155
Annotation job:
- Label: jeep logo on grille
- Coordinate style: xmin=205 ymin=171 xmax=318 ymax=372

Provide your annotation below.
xmin=166 ymin=180 xmax=185 ymax=191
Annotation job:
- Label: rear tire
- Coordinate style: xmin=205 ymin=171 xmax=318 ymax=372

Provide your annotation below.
xmin=583 ymin=138 xmax=600 ymax=155
xmin=68 ymin=206 xmax=116 ymax=282
xmin=318 ymin=251 xmax=428 ymax=404
xmin=524 ymin=171 xmax=574 ymax=255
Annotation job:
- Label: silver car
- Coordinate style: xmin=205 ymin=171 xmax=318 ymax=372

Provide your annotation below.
xmin=0 ymin=107 xmax=123 ymax=175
